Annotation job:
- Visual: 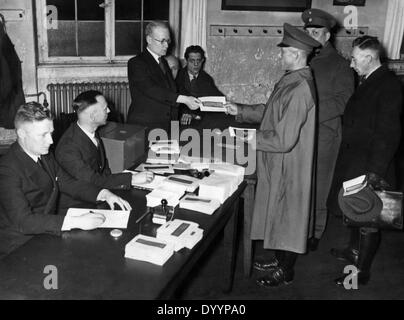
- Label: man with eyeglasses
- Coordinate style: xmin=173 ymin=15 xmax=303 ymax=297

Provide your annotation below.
xmin=302 ymin=9 xmax=355 ymax=251
xmin=176 ymin=45 xmax=226 ymax=127
xmin=126 ymin=21 xmax=201 ymax=133
xmin=328 ymin=36 xmax=402 ymax=286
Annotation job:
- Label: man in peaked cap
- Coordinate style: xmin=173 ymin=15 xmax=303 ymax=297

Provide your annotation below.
xmin=225 ymin=23 xmax=320 ymax=287
xmin=302 ymin=8 xmax=355 ymax=251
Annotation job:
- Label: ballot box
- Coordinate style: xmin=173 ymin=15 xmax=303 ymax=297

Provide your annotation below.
xmin=99 ymin=122 xmax=146 ymax=173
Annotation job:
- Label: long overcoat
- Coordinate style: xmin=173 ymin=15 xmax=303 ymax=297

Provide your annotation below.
xmin=237 ymin=68 xmax=316 ymax=254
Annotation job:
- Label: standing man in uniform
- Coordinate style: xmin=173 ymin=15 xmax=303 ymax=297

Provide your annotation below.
xmin=126 ymin=21 xmax=201 ymax=133
xmin=302 ymin=9 xmax=355 ymax=250
xmin=226 ymin=24 xmax=320 ymax=287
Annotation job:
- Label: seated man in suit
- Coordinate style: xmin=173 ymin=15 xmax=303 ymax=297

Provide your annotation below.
xmin=126 ymin=21 xmax=201 ymax=133
xmin=0 ymin=102 xmax=131 ymax=258
xmin=176 ymin=45 xmax=231 ymax=129
xmin=55 ymin=90 xmax=153 ymax=191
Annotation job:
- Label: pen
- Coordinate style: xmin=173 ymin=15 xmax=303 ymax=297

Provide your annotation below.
xmin=136 ymin=210 xmax=150 ymax=224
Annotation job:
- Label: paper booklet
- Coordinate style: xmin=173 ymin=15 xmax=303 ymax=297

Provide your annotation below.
xmin=179 ymin=195 xmax=221 ymax=215
xmin=342 ymin=175 xmax=367 ymax=196
xmin=125 ymin=234 xmax=174 ymax=266
xmin=61 ymin=208 xmax=130 ymax=231
xmin=199 ymin=96 xmax=226 ymax=112
xmin=229 ymin=126 xmax=256 ymax=141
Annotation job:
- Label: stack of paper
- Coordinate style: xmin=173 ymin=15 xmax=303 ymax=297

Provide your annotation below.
xmin=198 ymin=173 xmax=240 ymax=203
xmin=199 ymin=96 xmax=226 ymax=112
xmin=149 ymin=140 xmax=180 ymax=154
xmin=164 ymin=175 xmax=200 ymax=193
xmin=146 ymin=184 xmax=186 ymax=208
xmin=179 ymin=195 xmax=221 ymax=215
xmin=61 ymin=208 xmax=130 ymax=231
xmin=209 ymin=163 xmax=245 ymax=185
xmin=124 ymin=234 xmax=174 ymax=266
xmin=156 ymin=219 xmax=203 ymax=251
xmin=137 ymin=163 xmax=175 ymax=174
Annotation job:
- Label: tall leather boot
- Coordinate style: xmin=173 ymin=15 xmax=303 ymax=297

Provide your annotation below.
xmin=330 ymin=227 xmax=359 ymax=264
xmin=253 ymin=250 xmax=284 ymax=272
xmin=355 ymin=228 xmax=380 ymax=285
xmin=256 ymin=251 xmax=296 ymax=287
xmin=334 ymin=228 xmax=380 ymax=286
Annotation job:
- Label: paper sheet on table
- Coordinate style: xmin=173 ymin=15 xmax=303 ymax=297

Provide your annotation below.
xmin=62 ymin=208 xmax=130 ymax=231
xmin=124 ymin=170 xmax=166 ymax=190
xmin=199 ymin=96 xmax=226 ymax=112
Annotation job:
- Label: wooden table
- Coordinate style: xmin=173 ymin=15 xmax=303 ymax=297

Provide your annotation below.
xmin=0 ymin=182 xmax=246 ymax=299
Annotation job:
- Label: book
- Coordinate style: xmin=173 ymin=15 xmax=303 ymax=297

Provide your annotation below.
xmin=342 ymin=175 xmax=367 ymax=196
xmin=199 ymin=96 xmax=226 ymax=112
xmin=156 ymin=219 xmax=201 ymax=251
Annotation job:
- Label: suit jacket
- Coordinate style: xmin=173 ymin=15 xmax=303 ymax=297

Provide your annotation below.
xmin=0 ymin=143 xmax=102 ymax=257
xmin=126 ymin=50 xmax=178 ymax=129
xmin=327 ymin=65 xmax=403 ymax=215
xmin=55 ymin=122 xmax=132 ymax=190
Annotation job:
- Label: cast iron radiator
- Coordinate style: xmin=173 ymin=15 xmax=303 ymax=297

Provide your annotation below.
xmin=47 ymin=82 xmax=131 ymax=121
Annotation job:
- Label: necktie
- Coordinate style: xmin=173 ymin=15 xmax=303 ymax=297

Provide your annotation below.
xmin=38 ymin=157 xmax=52 ymax=180
xmin=358 ymin=75 xmax=366 ymax=86
xmin=190 ymin=75 xmax=197 ymax=92
xmin=158 ymin=57 xmax=166 ymax=75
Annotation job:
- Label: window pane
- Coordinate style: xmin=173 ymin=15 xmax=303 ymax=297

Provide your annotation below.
xmin=77 ymin=0 xmax=105 ymax=20
xmin=115 ymin=0 xmax=141 ymax=20
xmin=78 ymin=21 xmax=105 ymax=56
xmin=115 ymin=22 xmax=141 ymax=56
xmin=46 ymin=0 xmax=75 ymax=20
xmin=143 ymin=0 xmax=169 ymax=20
xmin=48 ymin=21 xmax=77 ymax=56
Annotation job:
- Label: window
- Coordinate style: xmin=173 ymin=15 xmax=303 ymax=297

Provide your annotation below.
xmin=37 ymin=0 xmax=175 ymax=63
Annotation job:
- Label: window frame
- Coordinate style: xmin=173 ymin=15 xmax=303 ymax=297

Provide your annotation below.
xmin=36 ymin=0 xmax=179 ymax=64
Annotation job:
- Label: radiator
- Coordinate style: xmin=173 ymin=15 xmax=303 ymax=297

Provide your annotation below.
xmin=47 ymin=82 xmax=131 ymax=121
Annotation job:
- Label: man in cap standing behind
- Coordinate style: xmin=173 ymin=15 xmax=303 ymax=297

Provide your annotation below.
xmin=225 ymin=23 xmax=320 ymax=287
xmin=302 ymin=9 xmax=355 ymax=250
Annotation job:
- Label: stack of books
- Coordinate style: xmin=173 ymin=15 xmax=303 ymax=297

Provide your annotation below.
xmin=156 ymin=219 xmax=203 ymax=251
xmin=124 ymin=234 xmax=174 ymax=266
xmin=198 ymin=172 xmax=240 ymax=203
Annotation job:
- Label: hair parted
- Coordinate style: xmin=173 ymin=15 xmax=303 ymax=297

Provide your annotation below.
xmin=14 ymin=102 xmax=53 ymax=128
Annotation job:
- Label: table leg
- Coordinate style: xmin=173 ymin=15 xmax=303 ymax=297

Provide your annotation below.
xmin=222 ymin=198 xmax=240 ymax=293
xmin=243 ymin=182 xmax=255 ymax=277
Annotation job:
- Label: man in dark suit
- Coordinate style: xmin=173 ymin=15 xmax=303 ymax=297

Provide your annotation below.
xmin=327 ymin=36 xmax=402 ymax=285
xmin=302 ymin=9 xmax=355 ymax=251
xmin=126 ymin=21 xmax=201 ymax=133
xmin=176 ymin=45 xmax=227 ymax=128
xmin=55 ymin=90 xmax=153 ymax=192
xmin=0 ymin=102 xmax=131 ymax=258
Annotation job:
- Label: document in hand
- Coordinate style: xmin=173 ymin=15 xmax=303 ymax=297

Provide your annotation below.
xmin=343 ymin=175 xmax=367 ymax=196
xmin=179 ymin=195 xmax=221 ymax=215
xmin=156 ymin=219 xmax=203 ymax=251
xmin=199 ymin=96 xmax=226 ymax=112
xmin=124 ymin=170 xmax=166 ymax=190
xmin=61 ymin=208 xmax=130 ymax=231
xmin=229 ymin=126 xmax=256 ymax=141
xmin=124 ymin=234 xmax=174 ymax=266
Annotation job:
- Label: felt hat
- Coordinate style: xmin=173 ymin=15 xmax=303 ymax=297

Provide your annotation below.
xmin=338 ymin=186 xmax=383 ymax=223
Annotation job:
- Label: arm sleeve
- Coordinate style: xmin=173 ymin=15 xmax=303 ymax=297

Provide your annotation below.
xmin=319 ymin=61 xmax=354 ymax=123
xmin=236 ymin=104 xmax=266 ymax=124
xmin=128 ymin=58 xmax=179 ymax=106
xmin=56 ymin=142 xmax=132 ymax=190
xmin=255 ymin=84 xmax=314 ymax=153
xmin=0 ymin=165 xmax=64 ymax=235
xmin=366 ymin=81 xmax=402 ymax=177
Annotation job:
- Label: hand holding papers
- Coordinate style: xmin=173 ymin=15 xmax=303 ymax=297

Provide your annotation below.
xmin=199 ymin=96 xmax=226 ymax=112
xmin=229 ymin=126 xmax=256 ymax=142
xmin=62 ymin=208 xmax=130 ymax=231
xmin=131 ymin=171 xmax=154 ymax=185
xmin=343 ymin=175 xmax=367 ymax=196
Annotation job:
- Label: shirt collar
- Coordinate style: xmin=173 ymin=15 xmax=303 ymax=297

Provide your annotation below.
xmin=77 ymin=122 xmax=96 ymax=140
xmin=147 ymin=47 xmax=161 ymax=64
xmin=188 ymin=72 xmax=199 ymax=80
xmin=365 ymin=65 xmax=382 ymax=79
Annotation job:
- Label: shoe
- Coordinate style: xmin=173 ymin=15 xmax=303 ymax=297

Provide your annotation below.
xmin=330 ymin=247 xmax=359 ymax=265
xmin=256 ymin=267 xmax=294 ymax=288
xmin=308 ymin=238 xmax=320 ymax=251
xmin=253 ymin=257 xmax=280 ymax=272
xmin=334 ymin=270 xmax=370 ymax=286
